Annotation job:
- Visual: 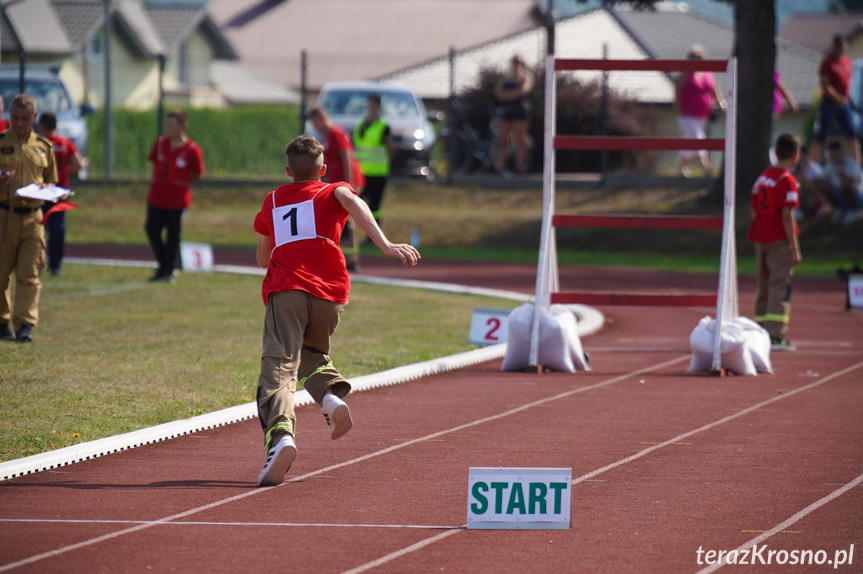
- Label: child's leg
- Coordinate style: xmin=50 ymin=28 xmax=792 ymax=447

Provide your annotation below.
xmin=298 ymin=296 xmax=350 ymax=404
xmin=299 ymin=296 xmax=353 ymax=440
xmin=753 ymin=243 xmax=769 ymax=324
xmin=763 ymin=242 xmax=793 ymax=341
xmin=257 ymin=290 xmax=308 ymax=451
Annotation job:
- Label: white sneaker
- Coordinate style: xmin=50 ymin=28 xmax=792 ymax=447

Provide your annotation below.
xmin=321 ymin=393 xmax=352 ymax=440
xmin=770 ymin=339 xmax=797 ymax=352
xmin=257 ymin=435 xmax=297 ymax=487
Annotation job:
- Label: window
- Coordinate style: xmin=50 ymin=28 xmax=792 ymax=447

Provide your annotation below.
xmin=89 ymin=30 xmax=105 ymax=60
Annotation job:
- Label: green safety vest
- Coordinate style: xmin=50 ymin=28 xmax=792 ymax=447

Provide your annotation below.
xmin=353 ymin=118 xmax=390 ymax=177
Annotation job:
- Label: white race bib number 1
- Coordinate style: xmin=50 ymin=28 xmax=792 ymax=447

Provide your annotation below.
xmin=273 ymin=199 xmax=317 ymax=248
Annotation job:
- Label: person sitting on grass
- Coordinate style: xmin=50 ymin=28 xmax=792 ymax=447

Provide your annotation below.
xmin=252 ymin=134 xmax=420 ymax=487
xmin=818 ymin=140 xmax=863 ymax=225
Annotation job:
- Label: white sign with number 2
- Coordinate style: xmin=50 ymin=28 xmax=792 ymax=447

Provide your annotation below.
xmin=469 ymin=308 xmax=510 ymax=346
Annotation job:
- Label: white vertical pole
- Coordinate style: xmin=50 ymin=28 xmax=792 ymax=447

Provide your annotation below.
xmin=530 ymin=54 xmax=558 ymax=368
xmin=712 ymin=57 xmax=738 ymax=371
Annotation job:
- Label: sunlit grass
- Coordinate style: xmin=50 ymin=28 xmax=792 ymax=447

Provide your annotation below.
xmin=0 ymin=264 xmax=519 ymax=461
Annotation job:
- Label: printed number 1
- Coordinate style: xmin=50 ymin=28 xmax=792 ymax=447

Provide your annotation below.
xmin=484 ymin=317 xmax=501 ymax=341
xmin=282 ymin=207 xmax=298 ymax=236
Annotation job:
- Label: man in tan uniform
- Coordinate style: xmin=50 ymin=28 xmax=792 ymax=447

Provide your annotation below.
xmin=0 ymin=94 xmax=57 ymax=343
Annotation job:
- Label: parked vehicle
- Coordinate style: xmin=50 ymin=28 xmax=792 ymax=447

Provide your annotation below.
xmin=310 ymin=81 xmax=438 ymax=179
xmin=0 ymin=69 xmax=92 ymax=154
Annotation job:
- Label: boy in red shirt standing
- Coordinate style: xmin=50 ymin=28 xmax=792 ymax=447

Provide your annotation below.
xmin=748 ymin=133 xmax=802 ymax=352
xmin=145 ymin=110 xmax=203 ymax=282
xmin=252 ymin=135 xmax=419 ymax=486
xmin=37 ymin=112 xmax=82 ymax=276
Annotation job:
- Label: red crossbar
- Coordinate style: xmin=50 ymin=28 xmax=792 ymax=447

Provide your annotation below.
xmin=553 ymin=214 xmax=723 ymax=230
xmin=555 ymin=58 xmax=727 ymax=73
xmin=554 ymin=136 xmax=725 ymax=151
xmin=551 ymin=292 xmax=716 ymax=307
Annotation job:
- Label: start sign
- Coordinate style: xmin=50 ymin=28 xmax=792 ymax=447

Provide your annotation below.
xmin=467 ymin=467 xmax=572 ymax=530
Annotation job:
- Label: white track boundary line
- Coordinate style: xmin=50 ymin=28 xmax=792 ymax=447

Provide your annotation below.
xmin=0 ymin=519 xmax=458 ymax=530
xmin=0 ymin=355 xmax=683 ymax=573
xmin=694 ymin=471 xmax=863 ymax=574
xmin=341 ymin=529 xmax=465 ymax=574
xmin=0 ymin=345 xmax=503 ymax=481
xmin=571 ymin=360 xmax=863 ymax=485
xmin=339 ymin=360 xmax=863 ymax=574
xmin=1 ymin=258 xmax=602 ymax=482
xmin=5 ymin=358 xmax=859 ymax=573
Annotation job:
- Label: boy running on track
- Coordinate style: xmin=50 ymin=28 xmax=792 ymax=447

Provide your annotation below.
xmin=747 ymin=133 xmax=801 ymax=352
xmin=253 ymin=134 xmax=420 ymax=487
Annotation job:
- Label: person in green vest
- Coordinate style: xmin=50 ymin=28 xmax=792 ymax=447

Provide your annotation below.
xmin=353 ymin=95 xmax=392 ymax=239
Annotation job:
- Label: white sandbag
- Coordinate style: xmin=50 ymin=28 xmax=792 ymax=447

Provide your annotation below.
xmin=501 ymin=303 xmax=533 ymax=372
xmin=543 ymin=305 xmax=590 ymax=372
xmin=734 ymin=316 xmax=773 ymax=374
xmin=719 ymin=323 xmax=756 ymax=375
xmin=501 ymin=303 xmax=590 ymax=372
xmin=688 ymin=316 xmax=757 ymax=376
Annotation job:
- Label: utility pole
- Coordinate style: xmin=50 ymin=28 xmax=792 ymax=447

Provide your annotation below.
xmin=104 ymin=0 xmax=114 ymax=178
xmin=0 ymin=0 xmax=28 ymax=93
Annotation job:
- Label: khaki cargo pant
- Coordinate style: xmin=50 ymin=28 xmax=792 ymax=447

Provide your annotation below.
xmin=257 ymin=289 xmax=351 ymax=452
xmin=753 ymin=241 xmax=793 ymax=341
xmin=0 ymin=209 xmax=45 ymax=328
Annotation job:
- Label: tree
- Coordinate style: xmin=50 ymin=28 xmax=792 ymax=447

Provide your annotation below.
xmin=733 ymin=1 xmax=776 ymax=201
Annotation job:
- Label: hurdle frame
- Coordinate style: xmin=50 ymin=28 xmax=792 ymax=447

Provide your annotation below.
xmin=530 ymin=56 xmax=738 ymax=373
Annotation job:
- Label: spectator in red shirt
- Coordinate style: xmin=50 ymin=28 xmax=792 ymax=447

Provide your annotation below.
xmin=810 ymin=35 xmax=859 ymax=164
xmin=748 ymin=133 xmax=802 ymax=352
xmin=37 ymin=112 xmax=82 ymax=277
xmin=307 ymin=106 xmax=365 ymax=271
xmin=0 ymin=96 xmax=7 ymax=131
xmin=144 ymin=110 xmax=203 ymax=282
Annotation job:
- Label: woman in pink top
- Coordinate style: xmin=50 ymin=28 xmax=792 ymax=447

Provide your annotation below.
xmin=675 ymin=45 xmax=725 ymax=176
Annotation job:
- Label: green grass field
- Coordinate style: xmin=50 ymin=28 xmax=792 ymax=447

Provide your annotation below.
xmin=0 ymin=264 xmax=520 ymax=462
xmin=67 ymin=179 xmax=861 ymax=276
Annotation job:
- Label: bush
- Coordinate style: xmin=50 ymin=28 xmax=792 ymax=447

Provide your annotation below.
xmin=454 ymin=66 xmax=657 ymax=173
xmin=86 ymin=105 xmax=301 ymax=178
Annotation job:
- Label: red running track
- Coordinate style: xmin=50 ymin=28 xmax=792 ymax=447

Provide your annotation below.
xmin=1 ymin=249 xmax=861 ymax=573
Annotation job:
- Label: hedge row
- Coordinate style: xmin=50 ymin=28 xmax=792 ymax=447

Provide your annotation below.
xmin=85 ymin=105 xmax=302 ymax=178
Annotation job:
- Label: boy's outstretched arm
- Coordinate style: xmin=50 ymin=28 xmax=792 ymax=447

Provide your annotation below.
xmin=781 ymin=207 xmax=801 ymax=267
xmin=335 ymin=185 xmax=420 ymax=266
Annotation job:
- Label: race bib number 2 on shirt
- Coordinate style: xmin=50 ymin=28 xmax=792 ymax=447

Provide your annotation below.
xmin=273 ymin=199 xmax=317 ymax=248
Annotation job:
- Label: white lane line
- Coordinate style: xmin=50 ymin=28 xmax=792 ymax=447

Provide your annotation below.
xmin=0 ymin=519 xmax=458 ymax=530
xmin=339 ymin=360 xmax=863 ymax=574
xmin=0 ymin=355 xmax=685 ymax=573
xmin=693 ymin=471 xmax=863 ymax=574
xmin=340 ymin=528 xmax=465 ymax=574
xmin=571 ymin=360 xmax=863 ymax=486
